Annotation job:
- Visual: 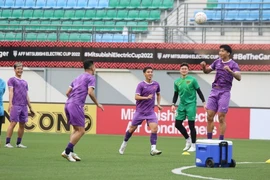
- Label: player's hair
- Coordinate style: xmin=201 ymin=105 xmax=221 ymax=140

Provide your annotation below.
xmin=143 ymin=66 xmax=153 ymax=73
xmin=14 ymin=62 xmax=23 ymax=69
xmin=180 ymin=62 xmax=189 ymax=69
xmin=220 ymin=44 xmax=232 ymax=55
xmin=83 ymin=60 xmax=94 ymax=70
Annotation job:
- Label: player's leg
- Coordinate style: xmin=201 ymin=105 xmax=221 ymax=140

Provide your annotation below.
xmin=5 ymin=122 xmax=17 ymax=148
xmin=119 ymin=112 xmax=142 ymax=154
xmin=124 ymin=125 xmax=138 ymax=142
xmin=175 ymin=107 xmax=191 ymax=151
xmin=186 ymin=103 xmax=197 ymax=152
xmin=206 ymin=89 xmax=218 ymax=139
xmin=62 ymin=103 xmax=84 ymax=162
xmin=0 ymin=115 xmax=4 ymax=147
xmin=16 ymin=106 xmax=28 ymax=148
xmin=5 ymin=106 xmax=20 ymax=148
xmin=119 ymin=124 xmax=138 ymax=155
xmin=217 ymin=91 xmax=231 ymax=140
xmin=148 ymin=120 xmax=162 ymax=156
xmin=62 ymin=125 xmax=84 ymax=162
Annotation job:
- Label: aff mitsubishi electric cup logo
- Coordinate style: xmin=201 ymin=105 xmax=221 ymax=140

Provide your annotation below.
xmin=13 ymin=50 xmax=17 ymax=57
xmin=157 ymin=53 xmax=162 ymax=60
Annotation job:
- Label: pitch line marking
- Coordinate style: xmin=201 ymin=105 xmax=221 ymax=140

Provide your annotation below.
xmin=171 ymin=162 xmax=265 ymax=180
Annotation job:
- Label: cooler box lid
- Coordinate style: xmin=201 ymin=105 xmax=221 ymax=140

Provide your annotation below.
xmin=196 ymin=139 xmax=233 ymax=145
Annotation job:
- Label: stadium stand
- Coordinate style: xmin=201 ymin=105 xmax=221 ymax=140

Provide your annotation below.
xmin=0 ymin=0 xmax=174 ymax=42
xmin=191 ymin=0 xmax=270 ymax=22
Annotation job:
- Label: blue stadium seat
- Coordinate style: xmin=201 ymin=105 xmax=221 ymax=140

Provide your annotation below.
xmin=247 ymin=10 xmax=259 ymax=20
xmin=76 ymin=0 xmax=88 ymax=8
xmin=204 ymin=10 xmax=215 ymax=20
xmin=123 ymin=34 xmax=135 ymax=42
xmin=239 ymin=0 xmax=250 ymax=9
xmin=36 ymin=0 xmax=46 ymax=8
xmin=263 ymin=10 xmax=270 ymax=20
xmin=235 ymin=10 xmax=249 ymax=20
xmin=56 ymin=0 xmax=66 ymax=8
xmin=225 ymin=0 xmax=239 ymax=9
xmin=25 ymin=0 xmax=35 ymax=7
xmin=217 ymin=0 xmax=228 ymax=9
xmin=88 ymin=0 xmax=98 ymax=8
xmin=113 ymin=34 xmax=124 ymax=42
xmin=224 ymin=10 xmax=237 ymax=20
xmin=262 ymin=0 xmax=270 ymax=9
xmin=95 ymin=34 xmax=103 ymax=42
xmin=250 ymin=0 xmax=260 ymax=9
xmin=66 ymin=0 xmax=77 ymax=8
xmin=14 ymin=0 xmax=25 ymax=8
xmin=5 ymin=0 xmax=15 ymax=7
xmin=212 ymin=11 xmax=222 ymax=20
xmin=0 ymin=0 xmax=4 ymax=7
xmin=99 ymin=0 xmax=109 ymax=8
xmin=46 ymin=0 xmax=57 ymax=8
xmin=102 ymin=33 xmax=113 ymax=42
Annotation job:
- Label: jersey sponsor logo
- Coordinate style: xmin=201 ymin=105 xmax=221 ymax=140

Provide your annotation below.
xmin=152 ymin=85 xmax=157 ymax=90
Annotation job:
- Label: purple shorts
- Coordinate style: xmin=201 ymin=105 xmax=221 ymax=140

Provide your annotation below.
xmin=131 ymin=111 xmax=158 ymax=126
xmin=207 ymin=88 xmax=231 ymax=113
xmin=10 ymin=105 xmax=28 ymax=123
xmin=65 ymin=103 xmax=85 ymax=127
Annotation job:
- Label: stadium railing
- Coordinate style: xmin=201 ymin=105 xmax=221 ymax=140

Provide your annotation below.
xmin=0 ymin=24 xmax=269 ymax=44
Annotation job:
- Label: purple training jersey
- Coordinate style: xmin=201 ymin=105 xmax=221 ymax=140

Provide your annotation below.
xmin=135 ymin=81 xmax=160 ymax=113
xmin=66 ymin=73 xmax=96 ymax=106
xmin=210 ymin=59 xmax=240 ymax=91
xmin=7 ymin=77 xmax=28 ymax=106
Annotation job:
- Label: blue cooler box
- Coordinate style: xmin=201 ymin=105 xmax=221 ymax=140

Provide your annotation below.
xmin=195 ymin=139 xmax=236 ymax=168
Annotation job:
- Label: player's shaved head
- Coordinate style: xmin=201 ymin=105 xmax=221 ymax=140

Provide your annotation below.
xmin=83 ymin=60 xmax=94 ymax=70
xmin=143 ymin=67 xmax=153 ymax=73
xmin=220 ymin=45 xmax=232 ymax=55
xmin=14 ymin=62 xmax=23 ymax=69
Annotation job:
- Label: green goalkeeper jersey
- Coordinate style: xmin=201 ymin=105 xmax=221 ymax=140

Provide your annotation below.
xmin=174 ymin=75 xmax=200 ymax=105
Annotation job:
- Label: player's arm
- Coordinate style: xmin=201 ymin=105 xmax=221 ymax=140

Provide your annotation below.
xmin=26 ymin=94 xmax=32 ymax=109
xmin=66 ymin=82 xmax=74 ymax=97
xmin=203 ymin=67 xmax=213 ymax=74
xmin=134 ymin=83 xmax=152 ymax=100
xmin=200 ymin=61 xmax=214 ymax=74
xmin=231 ymin=71 xmax=241 ymax=81
xmin=135 ymin=94 xmax=152 ymax=100
xmin=156 ymin=92 xmax=161 ymax=106
xmin=27 ymin=94 xmax=35 ymax=116
xmin=88 ymin=87 xmax=104 ymax=111
xmin=66 ymin=87 xmax=72 ymax=97
xmin=172 ymin=81 xmax=179 ymax=106
xmin=202 ymin=65 xmax=213 ymax=74
xmin=172 ymin=91 xmax=178 ymax=106
xmin=171 ymin=91 xmax=178 ymax=113
xmin=171 ymin=80 xmax=178 ymax=112
xmin=8 ymin=86 xmax=13 ymax=112
xmin=224 ymin=64 xmax=241 ymax=81
xmin=155 ymin=84 xmax=162 ymax=110
xmin=196 ymin=88 xmax=206 ymax=103
xmin=88 ymin=87 xmax=99 ymax=105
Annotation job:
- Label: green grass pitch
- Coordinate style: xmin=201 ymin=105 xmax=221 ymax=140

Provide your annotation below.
xmin=0 ymin=132 xmax=269 ymax=180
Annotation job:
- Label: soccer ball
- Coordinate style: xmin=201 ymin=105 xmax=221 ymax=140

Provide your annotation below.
xmin=195 ymin=12 xmax=207 ymax=24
